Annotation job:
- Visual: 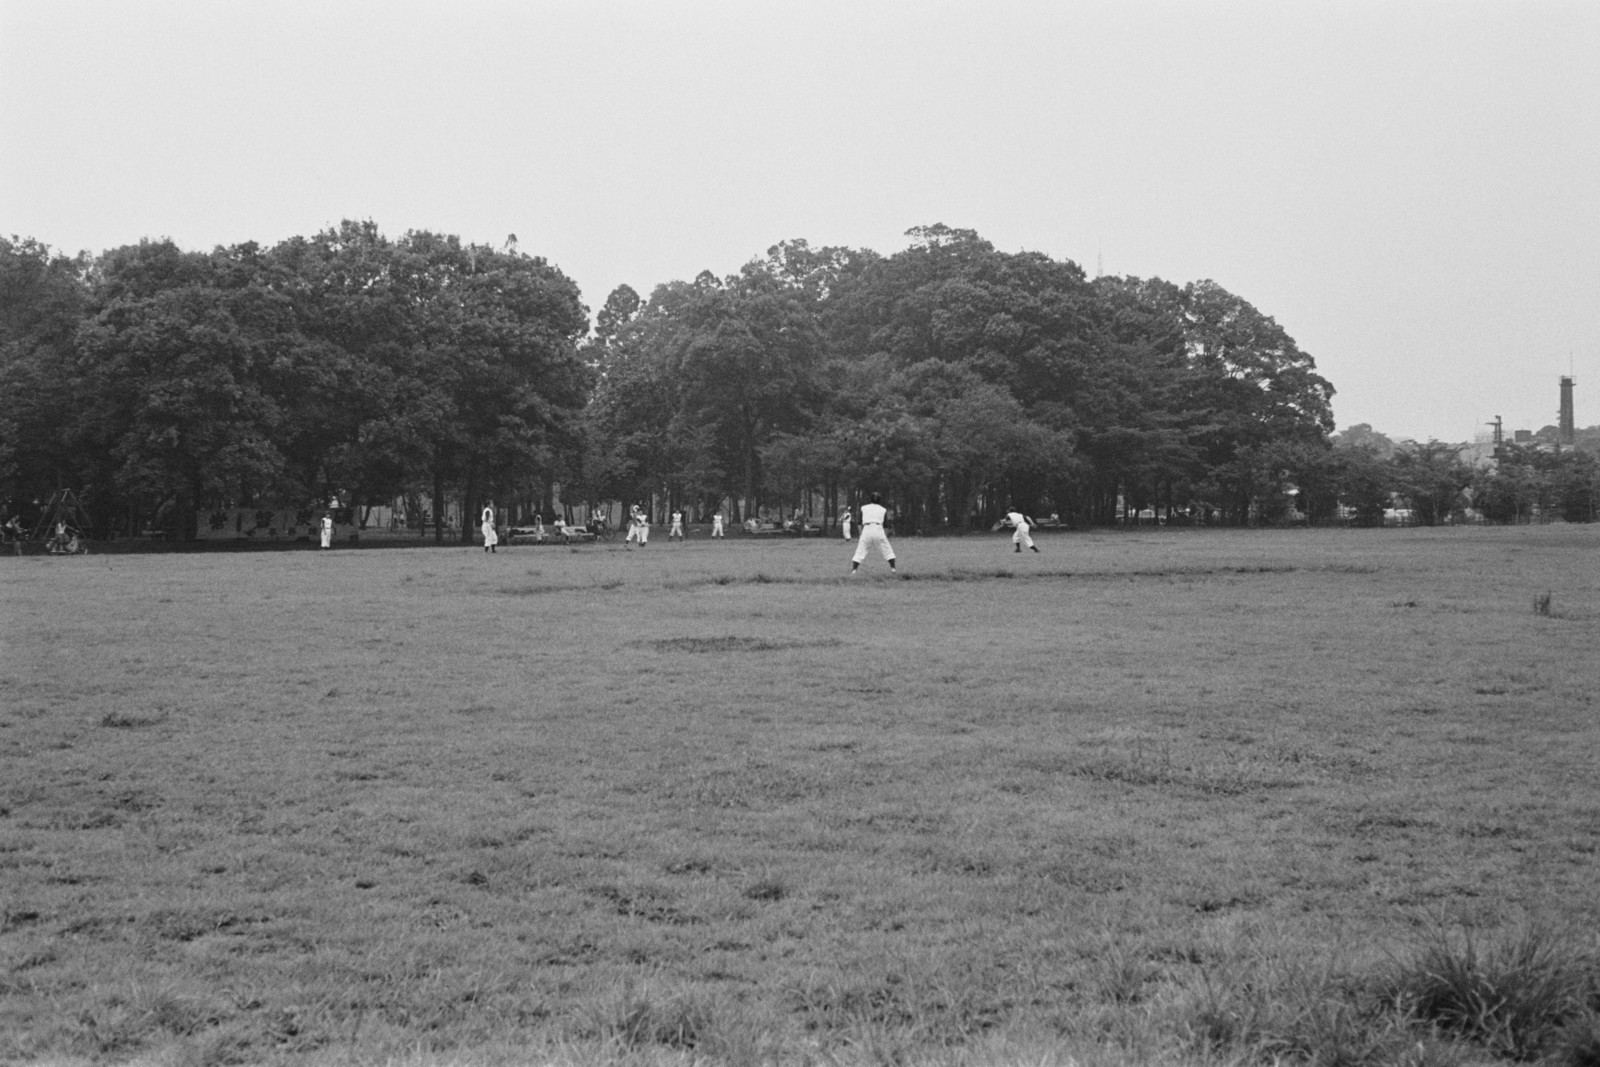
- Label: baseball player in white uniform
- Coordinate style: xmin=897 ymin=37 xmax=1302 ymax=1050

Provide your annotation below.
xmin=711 ymin=511 xmax=724 ymax=538
xmin=669 ymin=510 xmax=684 ymax=542
xmin=481 ymin=503 xmax=498 ymax=553
xmin=849 ymin=492 xmax=897 ymax=576
xmin=840 ymin=508 xmax=852 ymax=540
xmin=625 ymin=504 xmax=649 ymax=547
xmin=1004 ymin=507 xmax=1040 ymax=553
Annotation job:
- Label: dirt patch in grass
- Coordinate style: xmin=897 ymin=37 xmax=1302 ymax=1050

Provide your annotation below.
xmin=643 ymin=635 xmax=843 ymax=653
xmin=97 ymin=707 xmax=171 ymax=729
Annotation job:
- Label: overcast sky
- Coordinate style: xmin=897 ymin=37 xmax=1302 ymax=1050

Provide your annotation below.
xmin=3 ymin=0 xmax=1596 ymax=442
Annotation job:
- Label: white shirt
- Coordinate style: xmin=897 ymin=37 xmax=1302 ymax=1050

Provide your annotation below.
xmin=1005 ymin=511 xmax=1028 ymax=527
xmin=860 ymin=503 xmax=887 ymax=526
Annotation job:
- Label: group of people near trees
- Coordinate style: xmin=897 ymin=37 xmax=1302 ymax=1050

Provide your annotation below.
xmin=464 ymin=490 xmax=1055 ymax=579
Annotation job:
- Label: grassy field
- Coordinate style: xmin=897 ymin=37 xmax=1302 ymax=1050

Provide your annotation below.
xmin=2 ymin=526 xmax=1598 ymax=1067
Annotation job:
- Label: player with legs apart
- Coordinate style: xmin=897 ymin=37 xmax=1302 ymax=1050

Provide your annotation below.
xmin=849 ymin=492 xmax=897 ymax=577
xmin=669 ymin=509 xmax=684 ymax=543
xmin=1004 ymin=505 xmax=1040 ymax=553
xmin=711 ymin=510 xmax=724 ymax=538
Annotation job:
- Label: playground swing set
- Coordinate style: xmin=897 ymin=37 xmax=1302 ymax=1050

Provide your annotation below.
xmin=5 ymin=489 xmax=94 ymax=555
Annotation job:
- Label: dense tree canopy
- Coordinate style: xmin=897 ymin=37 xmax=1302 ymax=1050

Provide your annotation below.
xmin=1 ymin=226 xmax=589 ymax=540
xmin=0 ymin=237 xmax=91 ymax=507
xmin=4 ymin=223 xmax=1592 ymax=539
xmin=580 ymin=227 xmax=1338 ymax=528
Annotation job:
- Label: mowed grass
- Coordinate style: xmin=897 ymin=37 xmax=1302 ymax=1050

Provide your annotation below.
xmin=1 ymin=526 xmax=1598 ymax=1067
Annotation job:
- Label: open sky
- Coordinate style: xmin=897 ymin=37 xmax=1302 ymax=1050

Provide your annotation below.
xmin=3 ymin=0 xmax=1596 ymax=443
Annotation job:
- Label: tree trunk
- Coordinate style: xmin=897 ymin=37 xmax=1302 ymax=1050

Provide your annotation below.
xmin=181 ymin=476 xmax=202 ymax=542
xmin=432 ymin=467 xmax=445 ymax=545
xmin=461 ymin=465 xmax=479 ymax=545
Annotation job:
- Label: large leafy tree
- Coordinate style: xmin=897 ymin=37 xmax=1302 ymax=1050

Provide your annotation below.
xmin=680 ymin=269 xmax=824 ymax=512
xmin=1072 ymin=276 xmax=1197 ymax=523
xmin=584 ymin=281 xmax=716 ymax=513
xmin=383 ymin=230 xmax=589 ymax=541
xmin=1178 ymin=280 xmax=1335 ymax=522
xmin=1390 ymin=441 xmax=1473 ymax=525
xmin=590 ymin=266 xmax=824 ymax=520
xmin=0 ymin=237 xmax=91 ymax=521
xmin=818 ymin=228 xmax=1093 ymax=524
xmin=1332 ymin=435 xmax=1394 ymax=526
xmin=1550 ymin=448 xmax=1599 ymax=522
xmin=264 ymin=221 xmax=419 ymax=515
xmin=4 ymin=224 xmax=589 ymax=541
xmin=75 ymin=240 xmax=298 ymax=536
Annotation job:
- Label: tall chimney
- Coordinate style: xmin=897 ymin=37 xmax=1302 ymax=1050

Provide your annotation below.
xmin=1559 ymin=376 xmax=1575 ymax=446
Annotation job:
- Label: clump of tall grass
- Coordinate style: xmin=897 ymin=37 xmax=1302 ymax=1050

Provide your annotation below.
xmin=586 ymin=985 xmax=711 ymax=1051
xmin=1162 ymin=919 xmax=1600 ymax=1066
xmin=786 ymin=954 xmax=1012 ymax=1053
xmin=1172 ymin=950 xmax=1405 ymax=1067
xmin=1378 ymin=920 xmax=1594 ymax=1062
xmin=1556 ymin=1016 xmax=1600 ymax=1067
xmin=573 ymin=979 xmax=783 ymax=1063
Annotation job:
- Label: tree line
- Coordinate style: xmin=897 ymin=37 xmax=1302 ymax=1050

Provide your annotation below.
xmin=1330 ymin=426 xmax=1599 ymax=526
xmin=1 ymin=223 xmax=589 ymax=542
xmin=577 ymin=224 xmax=1347 ymax=531
xmin=2 ymin=223 xmax=1593 ymax=540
